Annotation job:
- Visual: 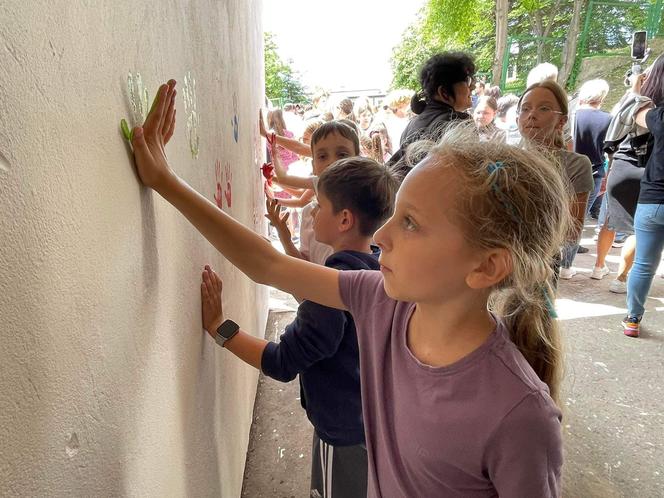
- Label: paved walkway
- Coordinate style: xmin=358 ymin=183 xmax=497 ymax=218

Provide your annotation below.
xmin=242 ymin=221 xmax=664 ymax=497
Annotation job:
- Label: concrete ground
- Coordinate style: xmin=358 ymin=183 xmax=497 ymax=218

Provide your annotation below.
xmin=242 ymin=220 xmax=664 ymax=497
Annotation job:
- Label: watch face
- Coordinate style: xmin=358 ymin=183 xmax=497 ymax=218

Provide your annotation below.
xmin=218 ymin=320 xmax=240 ymax=339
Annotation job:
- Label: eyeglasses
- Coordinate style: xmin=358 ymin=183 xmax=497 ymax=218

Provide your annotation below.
xmin=465 ymin=76 xmax=476 ymax=87
xmin=517 ymin=105 xmax=564 ymax=117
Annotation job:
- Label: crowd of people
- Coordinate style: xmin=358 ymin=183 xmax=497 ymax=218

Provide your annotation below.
xmin=126 ymin=47 xmax=664 ymax=496
xmin=262 ymin=52 xmax=664 ymax=341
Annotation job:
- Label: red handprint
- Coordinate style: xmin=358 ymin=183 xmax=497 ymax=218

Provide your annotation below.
xmin=261 ymin=162 xmax=274 ymax=185
xmin=224 ymin=163 xmax=232 ymax=208
xmin=214 ymin=159 xmax=223 ymax=209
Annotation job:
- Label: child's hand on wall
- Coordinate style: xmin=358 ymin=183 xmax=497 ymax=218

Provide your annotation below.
xmin=258 ymin=109 xmax=267 ymax=138
xmin=264 ymin=198 xmax=291 ymax=238
xmin=131 ymin=79 xmax=177 ymax=190
xmin=201 ymin=265 xmax=224 ymax=337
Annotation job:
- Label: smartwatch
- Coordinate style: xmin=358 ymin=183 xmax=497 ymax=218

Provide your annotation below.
xmin=214 ymin=319 xmax=240 ymax=347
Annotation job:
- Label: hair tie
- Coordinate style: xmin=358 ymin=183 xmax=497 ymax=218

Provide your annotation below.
xmin=543 ymin=287 xmax=558 ymax=319
xmin=486 ymin=161 xmax=519 ymax=223
xmin=487 ymin=161 xmax=504 ymax=175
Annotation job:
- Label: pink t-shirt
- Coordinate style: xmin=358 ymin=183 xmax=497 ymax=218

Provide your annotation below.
xmin=339 ymin=269 xmax=563 ymax=498
xmin=276 ymin=130 xmax=299 ymax=168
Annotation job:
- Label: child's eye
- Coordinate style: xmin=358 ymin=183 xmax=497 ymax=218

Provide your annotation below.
xmin=402 ymin=216 xmax=417 ymax=231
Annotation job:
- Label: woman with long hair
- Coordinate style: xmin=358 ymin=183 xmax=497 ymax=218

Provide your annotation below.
xmin=621 ymin=55 xmax=664 ymax=337
xmin=517 ymin=81 xmax=594 ymax=280
xmin=591 ymin=57 xmax=663 ymax=293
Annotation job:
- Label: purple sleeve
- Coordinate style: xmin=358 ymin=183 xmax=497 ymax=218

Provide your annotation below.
xmin=484 ymin=392 xmax=563 ymax=497
xmin=338 ymin=269 xmax=385 ymax=321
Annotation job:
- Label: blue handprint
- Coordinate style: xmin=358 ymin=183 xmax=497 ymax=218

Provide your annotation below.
xmin=231 ymin=92 xmax=239 ymax=142
xmin=231 ymin=114 xmax=239 ymax=142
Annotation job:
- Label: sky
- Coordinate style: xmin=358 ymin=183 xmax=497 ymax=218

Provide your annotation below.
xmin=262 ymin=0 xmax=425 ymax=92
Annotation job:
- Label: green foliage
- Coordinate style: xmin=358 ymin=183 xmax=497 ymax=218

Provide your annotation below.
xmin=390 ymin=2 xmax=495 ymax=90
xmin=264 ymin=32 xmax=309 ymax=103
xmin=391 ymin=0 xmax=663 ymax=92
xmin=390 ymin=21 xmax=440 ymax=90
xmin=584 ymin=3 xmax=649 ymax=55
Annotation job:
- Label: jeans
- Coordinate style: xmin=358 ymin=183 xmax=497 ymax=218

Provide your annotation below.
xmin=587 ymin=176 xmax=603 ymax=216
xmin=561 ymin=242 xmax=579 ymax=269
xmin=626 ymin=203 xmax=664 ymax=318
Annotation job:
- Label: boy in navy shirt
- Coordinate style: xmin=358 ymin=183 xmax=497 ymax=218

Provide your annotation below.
xmin=201 ymin=157 xmax=397 ymax=498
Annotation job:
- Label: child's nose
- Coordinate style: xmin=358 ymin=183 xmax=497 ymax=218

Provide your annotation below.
xmin=373 ymin=221 xmax=391 ymax=251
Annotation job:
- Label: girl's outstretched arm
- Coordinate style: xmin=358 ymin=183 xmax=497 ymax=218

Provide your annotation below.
xmin=274 ymin=189 xmax=314 ymax=208
xmin=270 ymin=142 xmax=316 ymax=190
xmin=131 ymin=81 xmax=346 ymax=310
xmin=259 ymin=109 xmax=311 ymax=156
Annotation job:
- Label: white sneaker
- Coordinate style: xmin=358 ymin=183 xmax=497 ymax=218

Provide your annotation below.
xmin=560 ymin=267 xmax=577 ymax=280
xmin=590 ymin=265 xmax=610 ymax=280
xmin=609 ymin=279 xmax=627 ymax=294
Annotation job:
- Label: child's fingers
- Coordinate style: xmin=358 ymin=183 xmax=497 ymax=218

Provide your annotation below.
xmin=280 ymin=211 xmax=290 ymax=223
xmin=154 ymin=83 xmax=173 ymax=137
xmin=205 ymin=267 xmax=218 ymax=292
xmin=164 ymin=109 xmax=176 ymax=144
xmin=204 ymin=272 xmax=216 ymax=299
xmin=143 ymin=84 xmax=168 ymax=132
xmin=162 ymin=88 xmax=177 ymax=139
xmin=213 ymin=271 xmax=223 ymax=294
xmin=258 ymin=109 xmax=266 ymax=136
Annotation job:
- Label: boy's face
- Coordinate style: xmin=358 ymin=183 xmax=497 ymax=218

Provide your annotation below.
xmin=311 ymin=190 xmax=341 ymax=246
xmin=311 ymin=132 xmax=356 ymax=176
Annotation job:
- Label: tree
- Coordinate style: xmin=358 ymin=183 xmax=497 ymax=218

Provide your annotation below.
xmin=391 ymin=0 xmax=659 ymax=92
xmin=559 ymin=0 xmax=584 ymax=85
xmin=390 ymin=20 xmax=440 ymax=90
xmin=264 ymin=32 xmax=309 ymax=103
xmin=493 ymin=0 xmax=509 ymax=85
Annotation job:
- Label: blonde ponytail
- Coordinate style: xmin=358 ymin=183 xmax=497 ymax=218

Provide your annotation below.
xmin=426 ymin=123 xmax=572 ymax=404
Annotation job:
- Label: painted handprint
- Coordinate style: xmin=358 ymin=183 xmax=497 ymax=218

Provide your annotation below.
xmin=224 ymin=163 xmax=233 ymax=208
xmin=183 ymin=71 xmax=200 ymax=158
xmin=214 ymin=159 xmax=223 ymax=209
xmin=120 ymin=71 xmax=151 ymax=143
xmin=231 ymin=93 xmax=239 ymax=142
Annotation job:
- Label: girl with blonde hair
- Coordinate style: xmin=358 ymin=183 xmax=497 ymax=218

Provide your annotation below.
xmin=130 ymin=80 xmax=570 ymax=495
xmin=518 ymin=80 xmax=594 ymax=279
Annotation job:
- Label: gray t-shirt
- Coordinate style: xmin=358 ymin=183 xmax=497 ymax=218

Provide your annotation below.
xmin=339 ymin=269 xmax=563 ymax=498
xmin=556 ymin=150 xmax=594 ymax=194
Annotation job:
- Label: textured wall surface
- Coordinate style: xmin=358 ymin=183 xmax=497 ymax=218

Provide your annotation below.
xmin=0 ymin=1 xmax=267 ymax=496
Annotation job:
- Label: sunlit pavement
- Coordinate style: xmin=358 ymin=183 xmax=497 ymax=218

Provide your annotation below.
xmin=557 ymin=220 xmax=664 ymax=497
xmin=243 ymin=221 xmax=664 ymax=497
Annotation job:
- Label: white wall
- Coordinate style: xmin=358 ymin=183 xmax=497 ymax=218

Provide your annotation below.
xmin=0 ymin=1 xmax=267 ymax=496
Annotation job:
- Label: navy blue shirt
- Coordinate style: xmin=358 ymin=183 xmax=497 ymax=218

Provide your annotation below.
xmin=574 ymin=108 xmax=612 ymax=177
xmin=261 ymin=247 xmax=380 ymax=446
xmin=639 ymin=107 xmax=664 ymax=204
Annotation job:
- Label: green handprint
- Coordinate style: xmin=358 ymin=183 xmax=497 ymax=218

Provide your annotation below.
xmin=120 ymin=71 xmax=158 ymax=143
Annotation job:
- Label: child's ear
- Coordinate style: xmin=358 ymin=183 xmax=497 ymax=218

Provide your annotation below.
xmin=466 ymin=248 xmax=512 ymax=290
xmin=338 ymin=208 xmax=355 ymax=233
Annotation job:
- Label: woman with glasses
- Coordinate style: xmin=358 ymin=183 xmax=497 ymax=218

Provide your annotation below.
xmin=387 ymin=52 xmax=475 ymax=178
xmin=517 ymin=81 xmax=594 ymax=280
